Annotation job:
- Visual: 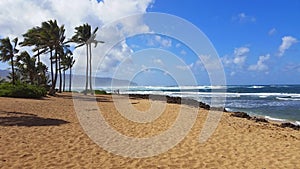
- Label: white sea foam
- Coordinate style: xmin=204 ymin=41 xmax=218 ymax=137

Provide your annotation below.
xmin=264 ymin=116 xmax=287 ymax=122
xmin=276 ymin=97 xmax=300 ymax=101
xmin=248 ymin=85 xmax=265 ymax=89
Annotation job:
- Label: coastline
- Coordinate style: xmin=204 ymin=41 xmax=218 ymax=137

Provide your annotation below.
xmin=127 ymin=93 xmax=300 ymax=130
xmin=0 ymin=93 xmax=299 ymax=168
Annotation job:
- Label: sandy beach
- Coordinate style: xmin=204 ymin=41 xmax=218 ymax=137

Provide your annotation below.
xmin=0 ymin=93 xmax=299 ymax=168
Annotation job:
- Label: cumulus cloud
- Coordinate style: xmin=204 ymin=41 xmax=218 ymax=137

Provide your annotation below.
xmin=221 ymin=47 xmax=249 ymax=76
xmin=153 ymin=58 xmax=164 ymax=66
xmin=99 ymin=41 xmax=134 ymax=72
xmin=278 ymin=36 xmax=298 ymax=56
xmin=154 ymin=35 xmax=172 ymax=48
xmin=221 ymin=47 xmax=249 ymax=68
xmin=248 ymin=54 xmax=270 ymax=72
xmin=0 ymin=0 xmax=154 ymax=75
xmin=0 ymin=0 xmax=153 ymax=37
xmin=233 ymin=47 xmax=249 ymax=66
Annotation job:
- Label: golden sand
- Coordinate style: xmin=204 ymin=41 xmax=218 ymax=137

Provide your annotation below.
xmin=0 ymin=93 xmax=299 ymax=168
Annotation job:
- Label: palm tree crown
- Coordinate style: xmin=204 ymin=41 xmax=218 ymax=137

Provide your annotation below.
xmin=0 ymin=37 xmax=19 ymax=84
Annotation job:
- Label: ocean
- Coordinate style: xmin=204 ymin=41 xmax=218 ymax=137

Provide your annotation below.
xmin=99 ymin=85 xmax=300 ymax=125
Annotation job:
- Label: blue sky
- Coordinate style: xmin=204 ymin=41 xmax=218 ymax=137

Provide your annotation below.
xmin=0 ymin=0 xmax=299 ymax=85
xmin=144 ymin=0 xmax=300 ymax=85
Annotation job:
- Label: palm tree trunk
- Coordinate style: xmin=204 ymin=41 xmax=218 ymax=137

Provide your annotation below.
xmin=69 ymin=68 xmax=72 ymax=92
xmin=58 ymin=57 xmax=62 ymax=93
xmin=50 ymin=49 xmax=54 ymax=85
xmin=37 ymin=50 xmax=41 ymax=63
xmin=37 ymin=50 xmax=41 ymax=85
xmin=85 ymin=44 xmax=89 ymax=95
xmin=63 ymin=69 xmax=65 ymax=92
xmin=54 ymin=53 xmax=58 ymax=87
xmin=50 ymin=51 xmax=58 ymax=95
xmin=89 ymin=43 xmax=93 ymax=93
xmin=10 ymin=55 xmax=15 ymax=85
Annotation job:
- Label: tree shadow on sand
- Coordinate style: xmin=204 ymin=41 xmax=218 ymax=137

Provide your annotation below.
xmin=0 ymin=111 xmax=69 ymax=127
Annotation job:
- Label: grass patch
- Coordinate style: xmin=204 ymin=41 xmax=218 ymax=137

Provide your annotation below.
xmin=0 ymin=83 xmax=47 ymax=98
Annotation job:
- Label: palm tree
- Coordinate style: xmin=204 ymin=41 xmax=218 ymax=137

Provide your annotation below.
xmin=0 ymin=37 xmax=19 ymax=85
xmin=20 ymin=27 xmax=46 ymax=64
xmin=37 ymin=20 xmax=66 ymax=95
xmin=16 ymin=51 xmax=37 ymax=84
xmin=61 ymin=49 xmax=75 ymax=92
xmin=70 ymin=23 xmax=103 ymax=94
xmin=87 ymin=27 xmax=104 ymax=92
xmin=20 ymin=26 xmax=48 ymax=85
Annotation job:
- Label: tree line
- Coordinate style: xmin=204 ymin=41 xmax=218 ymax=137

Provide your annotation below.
xmin=0 ymin=19 xmax=102 ymax=95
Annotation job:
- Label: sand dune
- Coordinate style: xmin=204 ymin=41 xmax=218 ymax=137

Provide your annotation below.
xmin=0 ymin=93 xmax=299 ymax=168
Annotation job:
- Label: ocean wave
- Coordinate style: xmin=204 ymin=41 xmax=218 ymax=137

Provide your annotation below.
xmin=248 ymin=85 xmax=265 ymax=89
xmin=119 ymin=88 xmax=300 ymax=100
xmin=276 ymin=97 xmax=300 ymax=101
xmin=265 ymin=117 xmax=300 ymax=126
xmin=264 ymin=116 xmax=287 ymax=122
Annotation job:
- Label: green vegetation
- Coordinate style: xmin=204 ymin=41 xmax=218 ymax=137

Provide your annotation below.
xmin=0 ymin=83 xmax=47 ymax=98
xmin=0 ymin=19 xmax=105 ymax=98
xmin=80 ymin=89 xmax=109 ymax=95
xmin=94 ymin=90 xmax=109 ymax=95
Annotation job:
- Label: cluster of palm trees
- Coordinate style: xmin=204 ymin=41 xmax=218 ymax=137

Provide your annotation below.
xmin=0 ymin=19 xmax=102 ymax=95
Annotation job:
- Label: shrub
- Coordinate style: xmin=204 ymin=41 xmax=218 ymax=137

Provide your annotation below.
xmin=94 ymin=90 xmax=108 ymax=95
xmin=0 ymin=83 xmax=47 ymax=98
xmin=80 ymin=89 xmax=109 ymax=95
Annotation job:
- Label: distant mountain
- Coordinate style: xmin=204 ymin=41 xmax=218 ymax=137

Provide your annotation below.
xmin=0 ymin=69 xmax=9 ymax=79
xmin=0 ymin=69 xmax=137 ymax=87
xmin=70 ymin=75 xmax=137 ymax=88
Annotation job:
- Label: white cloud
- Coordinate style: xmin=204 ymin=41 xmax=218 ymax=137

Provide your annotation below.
xmin=154 ymin=35 xmax=172 ymax=48
xmin=233 ymin=13 xmax=256 ymax=23
xmin=221 ymin=47 xmax=249 ymax=76
xmin=221 ymin=47 xmax=249 ymax=67
xmin=233 ymin=47 xmax=249 ymax=66
xmin=0 ymin=0 xmax=154 ymax=75
xmin=268 ymin=28 xmax=276 ymax=36
xmin=278 ymin=36 xmax=298 ymax=56
xmin=248 ymin=54 xmax=270 ymax=72
xmin=99 ymin=41 xmax=134 ymax=72
xmin=176 ymin=65 xmax=191 ymax=71
xmin=153 ymin=58 xmax=164 ymax=66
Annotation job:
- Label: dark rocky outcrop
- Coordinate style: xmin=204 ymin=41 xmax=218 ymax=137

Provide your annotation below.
xmin=166 ymin=96 xmax=181 ymax=104
xmin=280 ymin=122 xmax=300 ymax=130
xmin=230 ymin=111 xmax=251 ymax=119
xmin=129 ymin=94 xmax=149 ymax=99
xmin=252 ymin=117 xmax=269 ymax=123
xmin=127 ymin=94 xmax=210 ymax=110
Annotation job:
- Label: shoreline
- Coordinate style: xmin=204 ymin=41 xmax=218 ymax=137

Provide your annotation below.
xmin=126 ymin=93 xmax=300 ymax=130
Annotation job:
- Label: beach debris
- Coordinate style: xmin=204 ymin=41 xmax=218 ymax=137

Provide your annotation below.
xmin=280 ymin=122 xmax=300 ymax=130
xmin=230 ymin=111 xmax=251 ymax=119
